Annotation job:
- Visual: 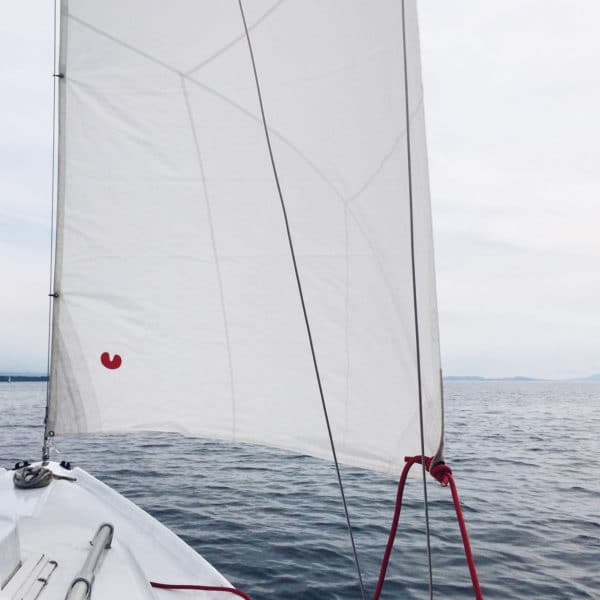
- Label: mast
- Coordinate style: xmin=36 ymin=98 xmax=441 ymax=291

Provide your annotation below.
xmin=42 ymin=0 xmax=63 ymax=462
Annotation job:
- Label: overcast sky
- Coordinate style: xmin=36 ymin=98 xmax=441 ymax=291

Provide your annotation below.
xmin=1 ymin=2 xmax=599 ymax=378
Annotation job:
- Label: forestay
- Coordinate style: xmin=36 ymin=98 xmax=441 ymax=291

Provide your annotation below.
xmin=48 ymin=0 xmax=443 ymax=474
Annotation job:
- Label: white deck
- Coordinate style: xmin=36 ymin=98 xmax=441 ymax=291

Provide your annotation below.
xmin=0 ymin=462 xmax=233 ymax=599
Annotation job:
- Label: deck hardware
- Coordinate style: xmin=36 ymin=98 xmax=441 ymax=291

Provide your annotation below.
xmin=65 ymin=523 xmax=114 ymax=600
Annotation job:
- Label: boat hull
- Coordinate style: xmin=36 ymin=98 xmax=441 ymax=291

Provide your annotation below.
xmin=0 ymin=462 xmax=232 ymax=598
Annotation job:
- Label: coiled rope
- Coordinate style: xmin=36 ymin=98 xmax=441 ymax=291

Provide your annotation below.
xmin=13 ymin=465 xmax=76 ymax=489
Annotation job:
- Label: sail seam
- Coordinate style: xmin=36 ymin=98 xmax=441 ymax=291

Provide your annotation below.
xmin=180 ymin=76 xmax=237 ymax=439
xmin=65 ymin=15 xmax=418 ymax=327
xmin=68 ymin=14 xmax=180 ymax=74
xmin=184 ymin=0 xmax=287 ymax=76
xmin=68 ymin=12 xmax=423 ymax=211
xmin=236 ymin=1 xmax=366 ymax=598
xmin=401 ymin=0 xmax=434 ymax=597
xmin=183 ymin=77 xmax=424 ymax=319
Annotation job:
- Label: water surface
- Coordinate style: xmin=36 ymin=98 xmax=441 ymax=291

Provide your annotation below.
xmin=1 ymin=381 xmax=598 ymax=598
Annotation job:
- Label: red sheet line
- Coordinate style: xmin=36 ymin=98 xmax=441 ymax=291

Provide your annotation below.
xmin=150 ymin=580 xmax=253 ymax=600
xmin=372 ymin=455 xmax=484 ymax=600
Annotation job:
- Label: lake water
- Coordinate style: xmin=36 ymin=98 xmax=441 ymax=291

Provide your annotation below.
xmin=1 ymin=381 xmax=598 ymax=599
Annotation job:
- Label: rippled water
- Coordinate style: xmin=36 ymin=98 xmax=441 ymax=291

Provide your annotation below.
xmin=1 ymin=381 xmax=598 ymax=599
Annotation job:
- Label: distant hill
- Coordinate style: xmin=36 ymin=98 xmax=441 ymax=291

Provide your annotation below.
xmin=444 ymin=375 xmax=542 ymax=382
xmin=445 ymin=374 xmax=600 ymax=382
xmin=582 ymin=373 xmax=600 ymax=380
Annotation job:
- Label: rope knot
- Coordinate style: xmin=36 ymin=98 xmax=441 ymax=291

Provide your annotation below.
xmin=430 ymin=462 xmax=452 ymax=486
xmin=404 ymin=455 xmax=452 ymax=486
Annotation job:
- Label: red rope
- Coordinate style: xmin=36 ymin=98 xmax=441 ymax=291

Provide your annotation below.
xmin=150 ymin=581 xmax=253 ymax=600
xmin=150 ymin=457 xmax=483 ymax=600
xmin=372 ymin=456 xmax=419 ymax=599
xmin=446 ymin=472 xmax=484 ymax=600
xmin=372 ymin=456 xmax=484 ymax=600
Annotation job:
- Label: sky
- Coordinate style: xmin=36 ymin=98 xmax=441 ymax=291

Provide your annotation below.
xmin=0 ymin=2 xmax=599 ymax=379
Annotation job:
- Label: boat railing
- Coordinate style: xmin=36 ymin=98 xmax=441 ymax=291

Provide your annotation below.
xmin=64 ymin=523 xmax=114 ymax=600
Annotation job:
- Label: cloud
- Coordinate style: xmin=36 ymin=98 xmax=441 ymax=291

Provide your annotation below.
xmin=0 ymin=4 xmax=53 ymax=372
xmin=1 ymin=2 xmax=599 ymax=378
xmin=0 ymin=241 xmax=49 ymax=373
xmin=420 ymin=1 xmax=600 ymax=378
xmin=0 ymin=3 xmax=53 ymax=228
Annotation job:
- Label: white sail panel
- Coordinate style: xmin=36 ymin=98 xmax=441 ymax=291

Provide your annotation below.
xmin=49 ymin=0 xmax=443 ymax=475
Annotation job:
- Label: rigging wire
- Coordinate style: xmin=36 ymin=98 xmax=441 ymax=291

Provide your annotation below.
xmin=236 ymin=1 xmax=366 ymax=598
xmin=401 ymin=0 xmax=435 ymax=596
xmin=43 ymin=0 xmax=60 ymax=462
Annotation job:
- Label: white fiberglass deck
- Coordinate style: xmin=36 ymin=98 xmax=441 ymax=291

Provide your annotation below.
xmin=0 ymin=462 xmax=231 ymax=599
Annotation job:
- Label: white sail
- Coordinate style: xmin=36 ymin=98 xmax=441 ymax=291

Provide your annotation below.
xmin=48 ymin=0 xmax=442 ymax=475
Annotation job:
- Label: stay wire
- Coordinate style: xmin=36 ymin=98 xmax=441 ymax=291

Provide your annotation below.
xmin=401 ymin=0 xmax=435 ymax=597
xmin=43 ymin=0 xmax=59 ymax=461
xmin=236 ymin=2 xmax=366 ymax=598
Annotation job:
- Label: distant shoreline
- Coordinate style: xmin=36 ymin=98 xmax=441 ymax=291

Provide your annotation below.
xmin=444 ymin=375 xmax=540 ymax=382
xmin=443 ymin=375 xmax=600 ymax=382
xmin=1 ymin=374 xmax=598 ymax=383
xmin=0 ymin=375 xmax=48 ymax=382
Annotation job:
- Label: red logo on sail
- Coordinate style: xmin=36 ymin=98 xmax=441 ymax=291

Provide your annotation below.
xmin=101 ymin=352 xmax=122 ymax=369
